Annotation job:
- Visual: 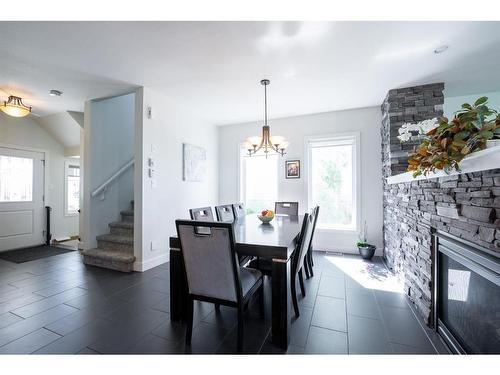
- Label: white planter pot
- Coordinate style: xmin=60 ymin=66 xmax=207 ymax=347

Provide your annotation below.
xmin=486 ymin=139 xmax=500 ymax=149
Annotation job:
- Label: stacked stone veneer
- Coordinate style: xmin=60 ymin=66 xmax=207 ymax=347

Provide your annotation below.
xmin=381 ymin=82 xmax=445 ymax=176
xmin=381 ymin=83 xmax=500 ymax=325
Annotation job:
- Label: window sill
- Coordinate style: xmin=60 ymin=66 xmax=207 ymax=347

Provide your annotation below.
xmin=316 ymin=226 xmax=359 ymax=234
xmin=64 ymin=212 xmax=79 ymax=217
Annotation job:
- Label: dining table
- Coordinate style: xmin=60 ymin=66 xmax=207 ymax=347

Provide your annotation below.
xmin=169 ymin=214 xmax=303 ymax=350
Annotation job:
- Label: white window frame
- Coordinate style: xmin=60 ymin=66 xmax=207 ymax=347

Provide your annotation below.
xmin=64 ymin=159 xmax=80 ymax=217
xmin=304 ymin=132 xmax=361 ymax=233
xmin=238 ymin=143 xmax=279 ymax=211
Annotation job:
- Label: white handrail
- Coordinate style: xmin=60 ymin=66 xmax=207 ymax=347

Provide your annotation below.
xmin=91 ymin=158 xmax=134 ymax=198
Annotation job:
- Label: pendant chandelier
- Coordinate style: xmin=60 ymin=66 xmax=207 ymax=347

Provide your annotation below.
xmin=244 ymin=79 xmax=288 ymax=156
xmin=1 ymin=95 xmax=32 ymax=118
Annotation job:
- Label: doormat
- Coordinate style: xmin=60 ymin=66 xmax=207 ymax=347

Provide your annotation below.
xmin=0 ymin=245 xmax=76 ymax=264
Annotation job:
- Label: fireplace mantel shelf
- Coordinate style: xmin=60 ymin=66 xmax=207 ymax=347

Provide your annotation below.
xmin=386 ymin=146 xmax=500 ymax=185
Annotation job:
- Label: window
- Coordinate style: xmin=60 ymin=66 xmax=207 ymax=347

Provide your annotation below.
xmin=240 ymin=150 xmax=278 ymax=214
xmin=65 ymin=160 xmax=80 ymax=216
xmin=0 ymin=155 xmax=33 ymax=202
xmin=307 ymin=134 xmax=359 ymax=231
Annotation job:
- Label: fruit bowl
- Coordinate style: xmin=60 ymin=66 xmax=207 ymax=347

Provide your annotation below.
xmin=258 ymin=209 xmax=275 ymax=224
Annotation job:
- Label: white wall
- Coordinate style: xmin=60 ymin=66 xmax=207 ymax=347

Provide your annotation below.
xmin=134 ymin=87 xmax=219 ymax=271
xmin=444 ymin=90 xmax=500 ymax=119
xmin=218 ymin=107 xmax=383 ymax=254
xmin=81 ymin=93 xmax=135 ymax=249
xmin=0 ymin=112 xmax=79 ymax=240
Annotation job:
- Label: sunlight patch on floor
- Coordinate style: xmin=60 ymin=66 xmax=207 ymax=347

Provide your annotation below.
xmin=325 ymin=255 xmax=404 ymax=293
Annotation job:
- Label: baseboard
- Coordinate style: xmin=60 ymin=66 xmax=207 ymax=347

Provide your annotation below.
xmin=133 ymin=252 xmax=169 ymax=272
xmin=312 ymin=246 xmax=383 ymax=257
xmin=78 ymin=241 xmax=90 ymax=250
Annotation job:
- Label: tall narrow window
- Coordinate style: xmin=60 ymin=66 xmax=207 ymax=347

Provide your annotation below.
xmin=0 ymin=155 xmax=33 ymax=202
xmin=65 ymin=160 xmax=80 ymax=216
xmin=307 ymin=134 xmax=359 ymax=231
xmin=240 ymin=150 xmax=278 ymax=214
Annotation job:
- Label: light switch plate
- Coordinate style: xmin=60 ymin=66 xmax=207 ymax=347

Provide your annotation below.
xmin=151 ymin=240 xmax=159 ymax=251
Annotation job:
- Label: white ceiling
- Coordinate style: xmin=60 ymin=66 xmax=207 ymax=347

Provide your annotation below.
xmin=1 ymin=21 xmax=500 ymax=125
xmin=35 ymin=111 xmax=82 ymax=148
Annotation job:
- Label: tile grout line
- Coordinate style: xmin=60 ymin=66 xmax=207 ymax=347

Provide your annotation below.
xmin=343 ymin=272 xmax=350 ymax=354
xmin=377 ymin=258 xmax=438 ymax=353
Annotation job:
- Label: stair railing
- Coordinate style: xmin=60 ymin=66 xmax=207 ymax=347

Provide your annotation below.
xmin=91 ymin=157 xmax=134 ymax=200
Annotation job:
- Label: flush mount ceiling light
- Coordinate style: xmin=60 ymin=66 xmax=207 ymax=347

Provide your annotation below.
xmin=49 ymin=89 xmax=63 ymax=97
xmin=244 ymin=79 xmax=288 ymax=157
xmin=0 ymin=95 xmax=32 ymax=118
xmin=434 ymin=45 xmax=449 ymax=54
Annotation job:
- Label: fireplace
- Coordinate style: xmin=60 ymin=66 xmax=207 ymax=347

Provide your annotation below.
xmin=432 ymin=231 xmax=500 ymax=354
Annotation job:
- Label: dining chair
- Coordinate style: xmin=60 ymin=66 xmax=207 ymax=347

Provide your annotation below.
xmin=215 ymin=204 xmax=235 ymax=222
xmin=248 ymin=210 xmax=315 ymax=317
xmin=290 ymin=211 xmax=315 ymax=317
xmin=175 ymin=220 xmax=264 ymax=351
xmin=232 ymin=203 xmax=246 ymax=219
xmin=275 ymin=201 xmax=299 ymax=216
xmin=189 ymin=207 xmax=215 ymax=221
xmin=304 ymin=206 xmax=320 ymax=279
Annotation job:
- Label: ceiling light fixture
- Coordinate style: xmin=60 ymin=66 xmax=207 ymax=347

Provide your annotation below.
xmin=0 ymin=95 xmax=32 ymax=118
xmin=434 ymin=45 xmax=449 ymax=54
xmin=244 ymin=79 xmax=288 ymax=157
xmin=49 ymin=89 xmax=63 ymax=97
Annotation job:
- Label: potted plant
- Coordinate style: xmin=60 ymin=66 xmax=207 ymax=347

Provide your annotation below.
xmin=357 ymin=221 xmax=376 ymax=260
xmin=407 ymin=97 xmax=500 ymax=177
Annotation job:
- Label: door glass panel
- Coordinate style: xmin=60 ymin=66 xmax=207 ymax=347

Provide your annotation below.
xmin=0 ymin=155 xmax=33 ymax=202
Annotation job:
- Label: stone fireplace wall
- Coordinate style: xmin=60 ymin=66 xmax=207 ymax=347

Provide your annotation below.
xmin=381 ymin=83 xmax=500 ymax=325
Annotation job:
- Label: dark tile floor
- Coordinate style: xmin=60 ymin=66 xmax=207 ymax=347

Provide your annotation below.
xmin=0 ymin=250 xmax=439 ymax=354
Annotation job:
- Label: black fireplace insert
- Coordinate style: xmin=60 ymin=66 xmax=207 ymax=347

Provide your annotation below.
xmin=433 ymin=230 xmax=500 ymax=354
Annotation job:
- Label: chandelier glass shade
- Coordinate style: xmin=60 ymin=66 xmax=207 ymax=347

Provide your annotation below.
xmin=244 ymin=79 xmax=288 ymax=156
xmin=1 ymin=96 xmax=32 ymax=117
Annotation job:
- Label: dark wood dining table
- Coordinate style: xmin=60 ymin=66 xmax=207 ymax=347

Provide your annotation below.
xmin=169 ymin=214 xmax=303 ymax=350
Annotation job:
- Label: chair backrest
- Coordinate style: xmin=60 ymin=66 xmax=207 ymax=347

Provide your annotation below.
xmin=175 ymin=220 xmax=242 ymax=302
xmin=308 ymin=206 xmax=320 ymax=251
xmin=275 ymin=201 xmax=299 ymax=216
xmin=189 ymin=207 xmax=214 ymax=221
xmin=292 ymin=211 xmax=315 ymax=276
xmin=232 ymin=203 xmax=246 ymax=219
xmin=215 ymin=204 xmax=235 ymax=222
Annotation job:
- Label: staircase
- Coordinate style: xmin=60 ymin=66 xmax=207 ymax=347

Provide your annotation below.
xmin=81 ymin=201 xmax=135 ymax=272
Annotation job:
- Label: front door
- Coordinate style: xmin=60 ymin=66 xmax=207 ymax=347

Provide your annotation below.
xmin=0 ymin=146 xmax=45 ymax=251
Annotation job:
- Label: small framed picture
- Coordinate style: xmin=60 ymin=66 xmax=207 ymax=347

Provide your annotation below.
xmin=285 ymin=160 xmax=300 ymax=179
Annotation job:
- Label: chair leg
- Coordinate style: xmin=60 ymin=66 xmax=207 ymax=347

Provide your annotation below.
xmin=186 ymin=297 xmax=194 ymax=345
xmin=237 ymin=306 xmax=244 ymax=352
xmin=291 ymin=273 xmax=300 ymax=317
xmin=258 ymin=285 xmax=265 ymax=319
xmin=303 ymin=258 xmax=311 ymax=279
xmin=298 ymin=268 xmax=306 ymax=297
xmin=307 ymin=249 xmax=314 ymax=277
xmin=309 ymin=246 xmax=314 ymax=266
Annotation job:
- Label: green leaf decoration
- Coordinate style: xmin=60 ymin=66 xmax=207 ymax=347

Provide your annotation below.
xmin=407 ymin=96 xmax=498 ymax=176
xmin=474 ymin=96 xmax=488 ymax=106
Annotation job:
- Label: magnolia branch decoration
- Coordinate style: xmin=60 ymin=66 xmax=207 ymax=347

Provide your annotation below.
xmin=406 ymin=97 xmax=500 ymax=177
